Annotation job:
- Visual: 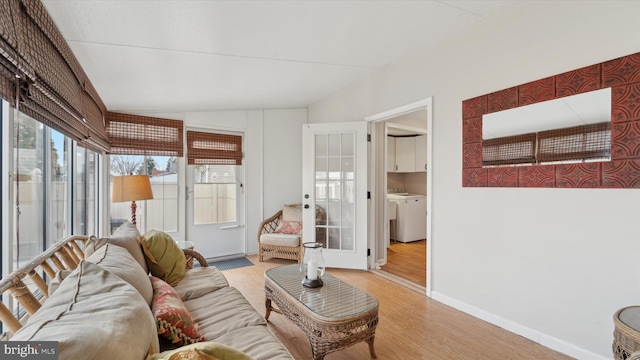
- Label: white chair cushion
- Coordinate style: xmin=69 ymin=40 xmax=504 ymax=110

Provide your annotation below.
xmin=260 ymin=233 xmax=300 ymax=247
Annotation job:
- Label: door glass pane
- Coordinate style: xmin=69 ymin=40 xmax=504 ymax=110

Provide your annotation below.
xmin=314 ymin=131 xmax=356 ymax=251
xmin=14 ymin=113 xmax=45 ymax=267
xmin=86 ymin=152 xmax=97 ymax=235
xmin=315 ymin=134 xmax=327 ymax=156
xmin=74 ymin=145 xmax=86 ymax=235
xmin=193 ymin=165 xmax=237 ymax=224
xmin=328 ymin=134 xmax=340 ymax=156
xmin=50 ymin=130 xmax=70 ymax=243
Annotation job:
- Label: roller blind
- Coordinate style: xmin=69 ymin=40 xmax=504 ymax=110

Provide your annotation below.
xmin=482 ymin=133 xmax=536 ymax=166
xmin=482 ymin=122 xmax=611 ymax=166
xmin=537 ymin=122 xmax=611 ymax=162
xmin=106 ymin=112 xmax=184 ymax=157
xmin=187 ymin=130 xmax=243 ymax=165
xmin=0 ymin=0 xmax=110 ymax=153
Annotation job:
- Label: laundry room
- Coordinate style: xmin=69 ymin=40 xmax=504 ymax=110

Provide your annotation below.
xmin=381 ymin=116 xmax=428 ymax=288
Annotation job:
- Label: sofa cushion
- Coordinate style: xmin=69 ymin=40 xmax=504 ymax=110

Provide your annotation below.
xmin=142 ymin=230 xmax=186 ymax=286
xmin=84 ymin=221 xmax=148 ymax=273
xmin=260 ymin=233 xmax=300 ymax=247
xmin=151 ymin=276 xmax=204 ymax=346
xmin=213 ymin=326 xmax=294 ymax=360
xmin=174 ymin=267 xmax=229 ymax=301
xmin=184 ymin=287 xmax=266 ymax=340
xmin=86 ymin=243 xmax=153 ymax=306
xmin=12 ymin=260 xmax=159 ymax=360
xmin=152 ymin=342 xmax=252 ymax=360
xmin=47 ymin=269 xmax=71 ymax=296
xmin=282 ymin=204 xmax=302 ymax=222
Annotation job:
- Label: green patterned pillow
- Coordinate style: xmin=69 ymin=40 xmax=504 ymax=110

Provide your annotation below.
xmin=141 ymin=230 xmax=186 ymax=286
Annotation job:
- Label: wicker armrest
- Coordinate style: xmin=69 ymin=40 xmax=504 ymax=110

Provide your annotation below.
xmin=257 ymin=210 xmax=283 ymax=239
xmin=183 ymin=249 xmax=208 ymax=268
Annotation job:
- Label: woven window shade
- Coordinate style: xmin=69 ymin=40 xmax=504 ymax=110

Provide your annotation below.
xmin=482 ymin=133 xmax=536 ymax=166
xmin=537 ymin=122 xmax=611 ymax=162
xmin=0 ymin=0 xmax=110 ymax=153
xmin=106 ymin=112 xmax=184 ymax=157
xmin=187 ymin=131 xmax=243 ymax=165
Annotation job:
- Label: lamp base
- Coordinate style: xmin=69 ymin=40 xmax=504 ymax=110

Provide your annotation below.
xmin=302 ymin=277 xmax=323 ymax=288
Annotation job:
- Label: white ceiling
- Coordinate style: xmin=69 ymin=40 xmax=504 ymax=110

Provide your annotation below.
xmin=41 ymin=0 xmax=514 ymax=114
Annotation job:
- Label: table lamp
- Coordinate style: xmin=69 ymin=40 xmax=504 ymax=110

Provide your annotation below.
xmin=111 ymin=175 xmax=154 ymax=226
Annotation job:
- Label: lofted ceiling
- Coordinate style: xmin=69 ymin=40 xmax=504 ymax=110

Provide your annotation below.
xmin=41 ymin=0 xmax=514 ymax=114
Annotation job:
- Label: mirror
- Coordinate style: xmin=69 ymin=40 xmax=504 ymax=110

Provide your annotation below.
xmin=462 ymin=50 xmax=640 ymax=188
xmin=481 ymin=88 xmax=612 ymax=167
xmin=482 ymin=87 xmax=611 ymax=139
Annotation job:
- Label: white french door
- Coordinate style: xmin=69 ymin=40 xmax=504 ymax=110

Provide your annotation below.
xmin=302 ymin=122 xmax=368 ymax=270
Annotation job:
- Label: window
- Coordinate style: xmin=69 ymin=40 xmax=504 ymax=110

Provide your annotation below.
xmin=2 ymin=100 xmax=103 ymax=271
xmin=193 ymin=165 xmax=237 ymax=224
xmin=109 ymin=155 xmax=178 ymax=233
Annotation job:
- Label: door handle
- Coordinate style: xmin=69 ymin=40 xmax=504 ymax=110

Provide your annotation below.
xmin=304 ymin=204 xmax=310 ymax=209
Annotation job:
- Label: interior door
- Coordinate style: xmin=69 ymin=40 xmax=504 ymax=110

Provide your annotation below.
xmin=302 ymin=122 xmax=368 ymax=270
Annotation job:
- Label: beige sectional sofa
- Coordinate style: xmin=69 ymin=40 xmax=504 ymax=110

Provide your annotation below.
xmin=0 ymin=222 xmax=293 ymax=360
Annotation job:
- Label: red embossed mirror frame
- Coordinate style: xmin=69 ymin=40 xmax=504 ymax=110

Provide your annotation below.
xmin=462 ymin=52 xmax=640 ymax=188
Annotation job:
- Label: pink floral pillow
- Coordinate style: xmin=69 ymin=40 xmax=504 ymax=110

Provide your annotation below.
xmin=275 ymin=220 xmax=302 ymax=234
xmin=151 ymin=276 xmax=204 ymax=345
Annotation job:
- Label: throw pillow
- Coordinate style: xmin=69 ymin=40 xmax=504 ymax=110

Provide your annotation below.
xmin=282 ymin=204 xmax=302 ymax=222
xmin=151 ymin=276 xmax=204 ymax=346
xmin=141 ymin=230 xmax=186 ymax=286
xmin=274 ymin=220 xmax=303 ymax=235
xmin=151 ymin=342 xmax=252 ymax=360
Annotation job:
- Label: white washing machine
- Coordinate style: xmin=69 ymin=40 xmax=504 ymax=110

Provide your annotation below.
xmin=387 ymin=194 xmax=426 ymax=243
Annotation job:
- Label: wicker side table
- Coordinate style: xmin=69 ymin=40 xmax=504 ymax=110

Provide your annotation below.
xmin=613 ymin=306 xmax=640 ymax=360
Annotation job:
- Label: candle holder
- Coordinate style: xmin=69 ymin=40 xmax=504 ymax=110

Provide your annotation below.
xmin=300 ymin=242 xmax=325 ymax=288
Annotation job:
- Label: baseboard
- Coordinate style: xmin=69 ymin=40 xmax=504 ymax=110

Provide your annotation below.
xmin=430 ymin=291 xmax=609 ymax=360
xmin=204 ymin=253 xmax=246 ymax=262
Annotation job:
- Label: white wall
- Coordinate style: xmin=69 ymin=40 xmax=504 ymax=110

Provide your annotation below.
xmin=141 ymin=109 xmax=305 ymax=256
xmin=308 ymin=1 xmax=640 ymax=359
xmin=263 ymin=109 xmax=307 ymax=217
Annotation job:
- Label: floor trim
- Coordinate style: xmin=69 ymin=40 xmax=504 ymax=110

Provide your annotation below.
xmin=370 ymin=269 xmax=426 ymax=295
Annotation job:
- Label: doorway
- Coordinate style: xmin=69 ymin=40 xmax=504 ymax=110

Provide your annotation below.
xmin=366 ymin=98 xmax=433 ymax=296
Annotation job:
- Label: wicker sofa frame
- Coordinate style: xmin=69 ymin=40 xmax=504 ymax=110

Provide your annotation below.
xmin=0 ymin=235 xmax=207 ymax=335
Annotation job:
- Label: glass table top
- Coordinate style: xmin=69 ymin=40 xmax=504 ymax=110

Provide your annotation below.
xmin=265 ymin=264 xmax=378 ymax=319
xmin=619 ymin=306 xmax=640 ymax=330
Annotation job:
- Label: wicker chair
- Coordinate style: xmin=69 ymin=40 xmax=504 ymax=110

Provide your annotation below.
xmin=258 ymin=204 xmax=325 ymax=263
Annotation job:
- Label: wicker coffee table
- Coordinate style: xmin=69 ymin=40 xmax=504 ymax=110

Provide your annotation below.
xmin=264 ymin=264 xmax=379 ymax=360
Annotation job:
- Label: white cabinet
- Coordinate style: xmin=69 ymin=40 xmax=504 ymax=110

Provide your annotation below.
xmin=387 ymin=135 xmax=427 ymax=172
xmin=395 ymin=137 xmax=415 ymax=172
xmin=386 ymin=136 xmax=396 ymax=172
xmin=414 ymin=135 xmax=427 ymax=172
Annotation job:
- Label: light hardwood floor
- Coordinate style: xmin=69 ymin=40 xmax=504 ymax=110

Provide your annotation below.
xmin=223 ymin=255 xmax=573 ymax=360
xmin=380 ymin=239 xmax=427 ymax=287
